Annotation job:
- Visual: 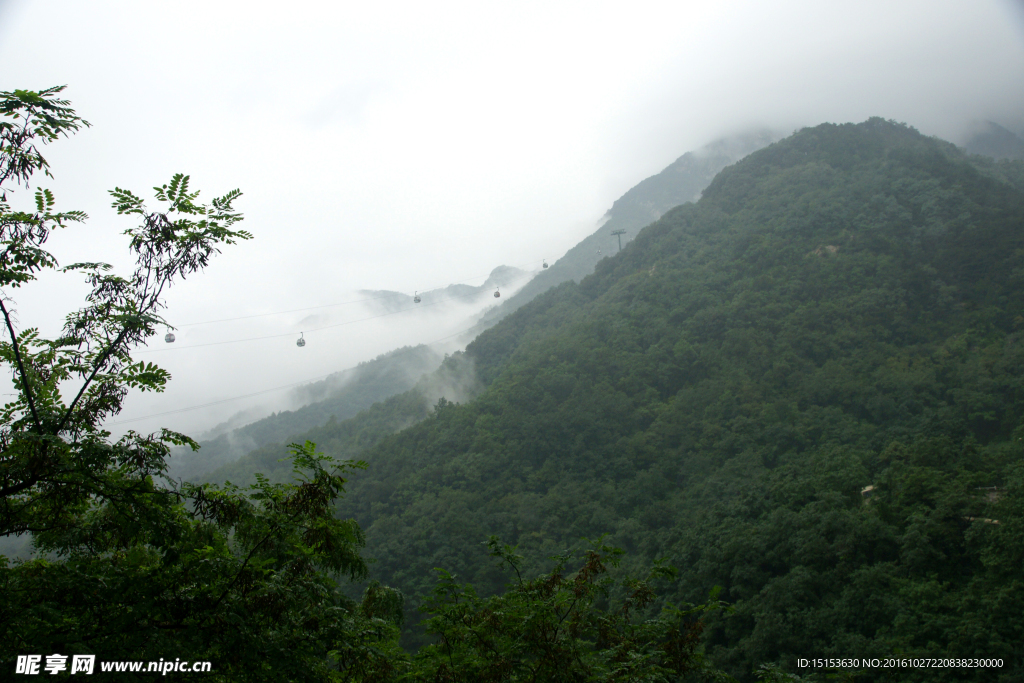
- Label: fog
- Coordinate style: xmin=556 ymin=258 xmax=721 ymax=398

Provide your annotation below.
xmin=1 ymin=0 xmax=1023 ymax=438
xmin=108 ymin=275 xmax=531 ymax=439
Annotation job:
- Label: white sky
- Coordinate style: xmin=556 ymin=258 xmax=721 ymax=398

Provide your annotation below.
xmin=2 ymin=0 xmax=1023 ymax=438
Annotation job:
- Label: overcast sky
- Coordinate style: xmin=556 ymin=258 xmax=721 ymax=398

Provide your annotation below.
xmin=2 ymin=0 xmax=1023 ymax=437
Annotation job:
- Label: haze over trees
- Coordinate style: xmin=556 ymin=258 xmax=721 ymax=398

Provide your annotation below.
xmin=166 ymin=344 xmax=447 ymax=482
xmin=962 ymin=121 xmax=1024 ymax=161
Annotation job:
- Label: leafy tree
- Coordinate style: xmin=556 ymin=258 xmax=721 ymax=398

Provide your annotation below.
xmin=0 ymin=85 xmax=249 ymax=542
xmin=408 ymin=537 xmax=726 ymax=682
xmin=0 ymin=87 xmax=397 ymax=680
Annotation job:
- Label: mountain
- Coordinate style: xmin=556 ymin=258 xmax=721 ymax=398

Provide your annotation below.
xmin=200 ymin=119 xmax=1024 ymax=678
xmin=195 ymin=120 xmax=1023 ymax=677
xmin=467 ymin=129 xmax=780 ymax=334
xmin=167 ymin=345 xmax=445 ymax=481
xmin=962 ymin=120 xmax=1024 ymax=161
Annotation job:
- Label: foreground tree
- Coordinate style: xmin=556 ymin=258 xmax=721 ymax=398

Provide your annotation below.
xmin=0 ymin=87 xmax=400 ymax=680
xmin=0 ymin=85 xmax=249 ymax=545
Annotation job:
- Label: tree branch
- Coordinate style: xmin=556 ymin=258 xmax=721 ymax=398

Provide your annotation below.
xmin=0 ymin=298 xmax=42 ymax=431
xmin=56 ymin=323 xmax=131 ymax=434
xmin=206 ymin=496 xmax=309 ymax=615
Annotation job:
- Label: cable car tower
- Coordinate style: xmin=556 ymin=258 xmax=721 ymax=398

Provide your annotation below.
xmin=611 ymin=229 xmax=627 ymax=252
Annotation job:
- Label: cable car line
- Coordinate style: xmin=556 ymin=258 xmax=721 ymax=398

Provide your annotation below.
xmin=78 ymin=258 xmax=558 ymax=425
xmin=137 ymin=295 xmax=453 ymax=354
xmin=106 ymin=374 xmax=338 ymax=425
xmin=108 ymin=322 xmax=483 ymax=426
xmin=177 ymin=296 xmax=387 ymax=327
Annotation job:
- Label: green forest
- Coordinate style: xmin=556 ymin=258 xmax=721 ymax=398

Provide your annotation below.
xmin=2 ymin=88 xmax=1022 ymax=682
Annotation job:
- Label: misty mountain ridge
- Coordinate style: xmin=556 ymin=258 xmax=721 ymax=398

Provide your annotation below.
xmin=466 ymin=128 xmax=782 ymax=334
xmin=197 ymin=118 xmax=1024 ymax=672
xmin=178 ymin=118 xmax=1018 ymax=486
xmin=170 ymin=263 xmax=534 ymax=480
xmin=199 ymin=349 xmax=482 ymax=487
xmin=961 ymin=120 xmax=1024 ymax=161
xmin=173 ymin=119 xmax=1017 ymax=483
xmin=358 ymin=265 xmax=532 ymax=314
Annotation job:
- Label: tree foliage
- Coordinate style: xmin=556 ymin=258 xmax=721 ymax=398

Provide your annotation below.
xmin=408 ymin=537 xmax=724 ymax=683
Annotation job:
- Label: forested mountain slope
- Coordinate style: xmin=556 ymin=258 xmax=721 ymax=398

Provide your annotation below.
xmin=200 ymin=119 xmax=1024 ymax=680
xmin=317 ymin=119 xmax=1022 ymax=680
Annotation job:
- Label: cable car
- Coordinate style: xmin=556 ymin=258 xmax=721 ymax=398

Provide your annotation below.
xmin=493 ymin=287 xmax=501 ymax=298
xmin=413 ymin=291 xmax=421 ymax=304
xmin=164 ymin=330 xmax=175 ymax=343
xmin=296 ymin=332 xmax=306 ymax=348
xmin=542 ymin=260 xmax=549 ymax=269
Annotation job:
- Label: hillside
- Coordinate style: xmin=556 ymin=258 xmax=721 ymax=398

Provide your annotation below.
xmin=303 ymin=119 xmax=1019 ymax=680
xmin=201 ymin=350 xmax=480 ymax=485
xmin=201 ymin=119 xmax=1024 ymax=680
xmin=962 ymin=120 xmax=1024 ymax=161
